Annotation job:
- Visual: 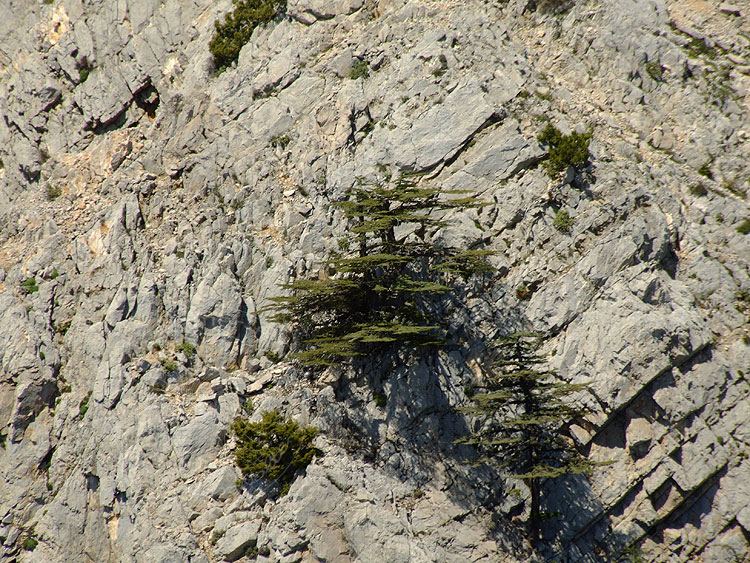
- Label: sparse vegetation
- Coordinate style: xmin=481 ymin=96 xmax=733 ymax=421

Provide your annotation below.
xmin=175 ymin=342 xmax=196 ymax=358
xmin=79 ymin=392 xmax=91 ymax=418
xmin=76 ymin=56 xmax=94 ymax=83
xmin=21 ymin=277 xmax=39 ymax=295
xmin=737 ymin=219 xmax=750 ymax=235
xmin=432 ymin=54 xmax=448 ymax=78
xmin=209 ymin=0 xmax=287 ymax=73
xmin=373 ymin=393 xmax=387 ymax=408
xmin=689 ymin=183 xmax=708 ymax=197
xmin=645 ymin=61 xmax=664 ymax=82
xmin=553 ymin=209 xmax=574 ymax=233
xmin=46 ymin=184 xmax=62 ymax=200
xmin=22 ymin=537 xmax=39 ymax=551
xmin=161 ymin=358 xmax=178 ymax=372
xmin=686 ymin=36 xmax=718 ymax=59
xmin=516 ymin=282 xmax=531 ymax=300
xmin=270 ymin=134 xmax=291 ymax=149
xmin=264 ymin=350 xmax=281 ymax=363
xmin=350 ymin=59 xmax=370 ymax=80
xmin=537 ymin=123 xmax=592 ymax=177
xmin=232 ymin=410 xmax=319 ymax=495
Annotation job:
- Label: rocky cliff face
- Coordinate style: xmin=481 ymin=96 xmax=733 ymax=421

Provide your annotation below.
xmin=1 ymin=0 xmax=749 ymax=561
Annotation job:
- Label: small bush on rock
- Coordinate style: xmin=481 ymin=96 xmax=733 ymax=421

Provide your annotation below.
xmin=232 ymin=410 xmax=319 ymax=495
xmin=21 ymin=277 xmax=39 ymax=295
xmin=210 ymin=0 xmax=286 ymax=73
xmin=553 ymin=209 xmax=574 ymax=233
xmin=22 ymin=537 xmax=38 ymax=551
xmin=349 ymin=59 xmax=370 ymax=80
xmin=537 ymin=123 xmax=592 ymax=177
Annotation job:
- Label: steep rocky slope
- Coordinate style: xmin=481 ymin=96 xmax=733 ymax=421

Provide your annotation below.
xmin=0 ymin=0 xmax=749 ymax=561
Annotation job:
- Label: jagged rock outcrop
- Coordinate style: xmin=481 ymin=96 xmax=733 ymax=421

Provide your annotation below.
xmin=0 ymin=0 xmax=748 ymax=561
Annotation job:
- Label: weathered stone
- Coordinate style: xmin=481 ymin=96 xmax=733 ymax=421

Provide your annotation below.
xmin=215 ymin=520 xmax=261 ymax=562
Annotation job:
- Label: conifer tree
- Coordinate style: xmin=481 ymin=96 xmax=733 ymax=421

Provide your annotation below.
xmin=459 ymin=333 xmax=604 ymax=544
xmin=269 ymin=174 xmax=493 ymax=366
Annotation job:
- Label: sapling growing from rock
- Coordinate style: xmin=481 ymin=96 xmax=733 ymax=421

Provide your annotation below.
xmin=458 ymin=333 xmax=608 ymax=544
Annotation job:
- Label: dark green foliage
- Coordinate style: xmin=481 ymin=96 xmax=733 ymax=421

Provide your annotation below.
xmin=553 ymin=209 xmax=573 ymax=233
xmin=373 ymin=393 xmax=387 ymax=408
xmin=79 ymin=392 xmax=91 ymax=417
xmin=161 ymin=358 xmax=178 ymax=372
xmin=76 ymin=57 xmax=94 ymax=83
xmin=619 ymin=543 xmax=646 ymax=563
xmin=22 ymin=537 xmax=38 ymax=551
xmin=645 ymin=61 xmax=664 ymax=82
xmin=458 ymin=333 xmax=606 ymax=543
xmin=47 ymin=185 xmax=62 ymax=200
xmin=232 ymin=410 xmax=319 ymax=495
xmin=686 ymin=36 xmax=718 ymax=59
xmin=350 ymin=60 xmax=370 ymax=80
xmin=737 ymin=219 xmax=750 ymax=235
xmin=270 ymin=134 xmax=291 ymax=149
xmin=175 ymin=342 xmax=196 ymax=358
xmin=210 ymin=0 xmax=286 ymax=73
xmin=268 ymin=175 xmax=493 ymax=366
xmin=537 ymin=124 xmax=592 ymax=177
xmin=0 ymin=431 xmax=6 ymax=448
xmin=21 ymin=277 xmax=39 ymax=295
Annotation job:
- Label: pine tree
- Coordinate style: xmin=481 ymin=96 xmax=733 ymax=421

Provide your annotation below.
xmin=459 ymin=333 xmax=605 ymax=544
xmin=268 ymin=174 xmax=494 ymax=366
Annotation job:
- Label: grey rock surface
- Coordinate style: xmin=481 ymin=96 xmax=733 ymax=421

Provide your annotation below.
xmin=0 ymin=0 xmax=749 ymax=561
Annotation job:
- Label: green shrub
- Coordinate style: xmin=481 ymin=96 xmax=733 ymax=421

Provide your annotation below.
xmin=553 ymin=209 xmax=574 ymax=233
xmin=161 ymin=358 xmax=178 ymax=372
xmin=21 ymin=277 xmax=39 ymax=294
xmin=175 ymin=342 xmax=196 ymax=358
xmin=537 ymin=124 xmax=592 ymax=177
xmin=645 ymin=61 xmax=664 ymax=82
xmin=232 ymin=410 xmax=319 ymax=495
xmin=22 ymin=537 xmax=38 ymax=551
xmin=47 ymin=185 xmax=62 ymax=200
xmin=737 ymin=219 xmax=750 ymax=235
xmin=270 ymin=134 xmax=291 ymax=149
xmin=350 ymin=60 xmax=369 ymax=80
xmin=210 ymin=0 xmax=286 ymax=73
xmin=75 ymin=57 xmax=94 ymax=83
xmin=373 ymin=393 xmax=387 ymax=408
xmin=79 ymin=392 xmax=91 ymax=417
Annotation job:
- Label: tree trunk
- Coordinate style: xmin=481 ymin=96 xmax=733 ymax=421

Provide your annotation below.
xmin=529 ymin=476 xmax=540 ymax=545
